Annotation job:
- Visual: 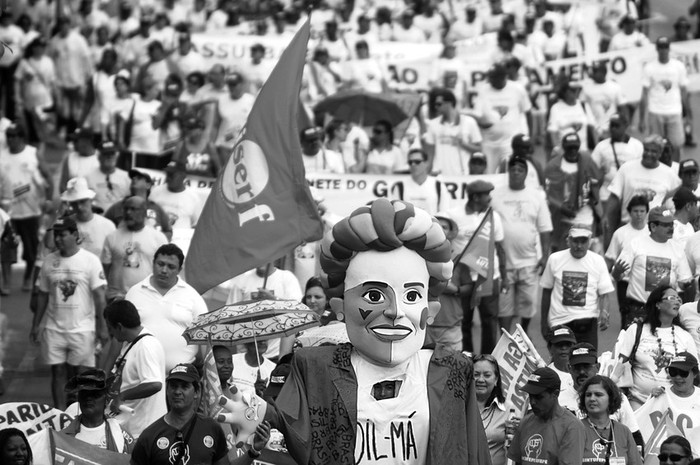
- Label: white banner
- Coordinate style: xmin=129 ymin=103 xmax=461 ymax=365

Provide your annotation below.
xmin=634 ymin=392 xmax=700 ymax=456
xmin=491 ymin=332 xmax=540 ymax=413
xmin=138 ymin=168 xmax=507 ymax=218
xmin=0 ymin=402 xmax=73 ymax=435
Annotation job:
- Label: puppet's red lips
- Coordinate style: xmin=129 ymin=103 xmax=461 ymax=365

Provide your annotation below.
xmin=370 ymin=325 xmax=413 ymax=341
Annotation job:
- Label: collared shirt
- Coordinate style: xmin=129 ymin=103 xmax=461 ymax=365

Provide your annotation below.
xmin=481 ymin=398 xmax=511 ymax=465
xmin=125 ymin=275 xmax=208 ymax=372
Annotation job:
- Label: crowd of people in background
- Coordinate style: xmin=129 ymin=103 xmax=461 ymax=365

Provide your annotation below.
xmin=3 ymin=0 xmax=700 ymax=463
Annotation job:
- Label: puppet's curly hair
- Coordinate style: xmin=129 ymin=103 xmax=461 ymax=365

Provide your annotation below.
xmin=319 ymin=199 xmax=453 ymax=301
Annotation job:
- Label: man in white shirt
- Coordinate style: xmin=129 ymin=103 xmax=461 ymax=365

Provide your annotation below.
xmin=604 ymin=135 xmax=681 ymax=248
xmin=125 ymin=243 xmax=208 ymax=372
xmin=393 ymin=149 xmax=442 ymax=214
xmin=215 ymin=73 xmax=255 ymax=148
xmin=148 ymin=162 xmax=202 ymax=231
xmin=472 ymin=63 xmax=532 ymax=173
xmin=392 ymin=9 xmax=426 ymax=42
xmin=581 ymin=63 xmax=628 ymax=140
xmin=300 ymin=127 xmax=345 ymax=174
xmin=447 ymin=180 xmax=506 ymax=354
xmin=613 ymin=206 xmax=693 ymax=327
xmin=85 ymin=142 xmax=131 ymax=213
xmin=61 ymin=177 xmax=115 ymax=257
xmin=422 ymin=89 xmax=482 ymax=176
xmin=639 ymin=36 xmax=692 ymax=160
xmin=678 ymin=159 xmax=700 ymax=197
xmin=492 ymin=155 xmax=552 ymax=333
xmin=671 ymin=187 xmax=699 ymax=250
xmin=169 ymin=32 xmax=206 ymax=80
xmin=591 ymin=114 xmax=644 ymax=206
xmin=540 ymin=225 xmax=615 ymax=349
xmin=104 ymin=299 xmax=166 ymax=439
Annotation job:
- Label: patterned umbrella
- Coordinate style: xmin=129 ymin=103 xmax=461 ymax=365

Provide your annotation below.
xmin=183 ymin=299 xmax=320 ymax=346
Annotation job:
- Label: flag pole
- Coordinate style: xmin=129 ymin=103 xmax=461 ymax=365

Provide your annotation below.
xmin=454 ymin=206 xmax=493 ymax=263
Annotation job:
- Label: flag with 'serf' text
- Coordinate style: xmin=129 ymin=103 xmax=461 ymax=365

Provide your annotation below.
xmin=186 ymin=19 xmax=323 ymax=293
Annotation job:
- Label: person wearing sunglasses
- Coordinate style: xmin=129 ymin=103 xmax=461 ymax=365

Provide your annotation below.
xmin=658 ymin=435 xmax=694 ymax=465
xmin=393 ymin=149 xmax=442 ymax=215
xmin=650 ymin=352 xmax=700 ymax=402
xmin=615 ymin=285 xmax=698 ymax=409
xmin=578 ymin=375 xmax=643 ymax=465
xmin=364 ymin=120 xmax=405 ymax=174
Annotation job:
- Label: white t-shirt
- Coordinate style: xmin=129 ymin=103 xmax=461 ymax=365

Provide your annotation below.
xmin=548 ymin=363 xmax=574 ymax=393
xmin=617 ymin=234 xmax=692 ymax=303
xmin=100 ymin=225 xmax=169 ymax=301
xmin=0 ymin=145 xmax=46 ymax=219
xmin=394 ymin=177 xmax=441 ymax=215
xmin=547 ymin=100 xmax=594 ymax=151
xmin=230 ymin=353 xmax=276 ymax=396
xmin=75 ymin=423 xmax=108 ymax=449
xmin=302 ymin=148 xmax=346 ymax=174
xmin=78 ymin=214 xmax=116 ymax=258
xmin=423 ymin=114 xmax=482 ymax=176
xmin=474 ymin=81 xmax=531 ymax=154
xmin=120 ymin=98 xmax=161 ymax=153
xmin=148 ymin=185 xmax=203 ymax=230
xmin=604 ymin=223 xmax=648 ymax=280
xmin=607 ymin=160 xmax=681 ymax=223
xmin=63 ymin=152 xmax=100 ymax=181
xmin=38 ymin=249 xmax=107 ymax=333
xmin=608 ymin=31 xmax=650 ymax=51
xmin=346 ymin=58 xmax=385 ymax=94
xmin=590 ymin=136 xmax=644 ymax=202
xmin=615 ymin=323 xmax=698 ymax=405
xmin=491 ymin=186 xmax=553 ymax=269
xmin=352 ymin=349 xmax=431 ymax=464
xmin=678 ymin=302 xmax=700 ymax=353
xmin=446 ymin=206 xmax=504 ymax=280
xmin=642 ymin=59 xmax=689 ymax=116
xmin=366 ymin=146 xmax=406 ymax=174
xmin=85 ymin=167 xmax=131 ymax=213
xmin=216 ymin=93 xmax=255 ymax=146
xmin=540 ymin=250 xmax=615 ymax=326
xmin=673 ymin=220 xmax=695 ymax=250
xmin=685 ymin=231 xmax=700 ymax=276
xmin=115 ymin=328 xmax=167 ymax=439
xmin=126 ymin=276 xmax=209 ymax=372
xmin=581 ymin=80 xmax=628 ymax=133
xmin=225 ymin=268 xmax=303 ymax=304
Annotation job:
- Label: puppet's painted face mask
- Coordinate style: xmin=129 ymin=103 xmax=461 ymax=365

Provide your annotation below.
xmin=340 ymin=247 xmax=432 ymax=366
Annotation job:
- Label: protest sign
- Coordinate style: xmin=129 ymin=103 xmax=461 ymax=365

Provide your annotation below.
xmin=0 ymin=402 xmax=73 ymax=435
xmin=634 ymin=391 xmax=700 ymax=458
xmin=491 ymin=329 xmax=542 ymax=413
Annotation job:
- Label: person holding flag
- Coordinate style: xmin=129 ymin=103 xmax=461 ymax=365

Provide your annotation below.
xmin=447 ymin=179 xmax=506 ymax=354
xmin=540 ymin=224 xmax=615 ymax=349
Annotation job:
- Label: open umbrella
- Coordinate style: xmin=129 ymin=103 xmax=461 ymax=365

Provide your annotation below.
xmin=183 ymin=299 xmax=320 ymax=346
xmin=314 ymin=89 xmax=408 ymax=127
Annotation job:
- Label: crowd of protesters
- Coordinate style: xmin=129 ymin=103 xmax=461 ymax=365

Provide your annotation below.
xmin=3 ymin=0 xmax=700 ymax=463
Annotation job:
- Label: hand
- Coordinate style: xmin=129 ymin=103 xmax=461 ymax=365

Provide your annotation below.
xmin=97 ymin=326 xmax=110 ymax=346
xmin=536 ymin=258 xmax=547 ymax=275
xmin=599 ymin=311 xmax=610 ymax=331
xmin=540 ymin=322 xmax=550 ymax=341
xmin=500 ymin=276 xmax=510 ymax=294
xmin=638 ymin=119 xmax=646 ymax=134
xmin=611 ymin=259 xmax=630 ymax=280
xmin=560 ymin=205 xmax=577 ymax=218
xmin=109 ymin=396 xmax=123 ymax=415
xmin=254 ymin=376 xmax=268 ymax=398
xmin=251 ymin=421 xmax=271 ymax=454
xmin=650 ymin=386 xmax=666 ymax=398
xmin=255 ymin=288 xmax=276 ymax=300
xmin=29 ymin=326 xmax=40 ymax=345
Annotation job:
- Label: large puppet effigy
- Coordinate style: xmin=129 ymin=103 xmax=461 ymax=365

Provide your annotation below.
xmin=220 ymin=198 xmax=492 ymax=464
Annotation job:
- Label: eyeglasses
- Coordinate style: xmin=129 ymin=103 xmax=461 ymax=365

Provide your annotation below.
xmin=668 ymin=367 xmax=691 ymax=377
xmin=661 ymin=295 xmax=682 ymax=302
xmin=408 ymin=159 xmax=423 ymax=166
xmin=658 ymin=454 xmax=688 ymax=462
xmin=652 ymin=222 xmax=674 ymax=228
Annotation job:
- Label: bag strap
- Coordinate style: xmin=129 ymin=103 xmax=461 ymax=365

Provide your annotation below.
xmin=178 ymin=415 xmax=198 ymax=465
xmin=115 ymin=333 xmax=151 ymax=367
xmin=627 ymin=322 xmax=645 ymax=362
xmin=611 ymin=140 xmax=621 ymax=170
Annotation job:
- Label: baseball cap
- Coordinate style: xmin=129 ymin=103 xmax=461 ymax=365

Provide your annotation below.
xmin=301 ymin=127 xmax=323 ymax=142
xmin=72 ymin=127 xmax=94 ymax=141
xmin=568 ymin=224 xmax=592 ymax=238
xmin=184 ymin=116 xmax=205 ymax=130
xmin=61 ymin=177 xmax=96 ymax=202
xmin=99 ymin=141 xmax=118 ymax=155
xmin=508 ymin=155 xmax=529 ymax=170
xmin=226 ymin=72 xmax=243 ymax=86
xmin=65 ymin=368 xmax=112 ymax=394
xmin=668 ymin=352 xmax=698 ymax=371
xmin=128 ymin=169 xmax=153 ymax=184
xmin=263 ymin=353 xmax=292 ymax=399
xmin=522 ymin=367 xmax=561 ymax=395
xmin=648 ymin=206 xmax=674 ymax=224
xmin=466 ymin=179 xmax=494 ymax=195
xmin=511 ymin=134 xmax=533 ymax=152
xmin=167 ymin=363 xmax=200 ymax=384
xmin=50 ymin=217 xmax=78 ymax=233
xmin=675 ymin=17 xmax=692 ymax=29
xmin=562 ymin=132 xmax=581 ymax=148
xmin=672 ymin=186 xmax=699 ymax=205
xmin=679 ymin=159 xmax=699 ymax=175
xmin=609 ymin=113 xmax=627 ymax=126
xmin=569 ymin=343 xmax=598 ymax=366
xmin=548 ymin=325 xmax=576 ymax=345
xmin=656 ymin=36 xmax=671 ymax=49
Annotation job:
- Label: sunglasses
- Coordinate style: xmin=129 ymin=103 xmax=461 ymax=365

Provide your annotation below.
xmin=668 ymin=367 xmax=691 ymax=377
xmin=658 ymin=454 xmax=688 ymax=462
xmin=652 ymin=222 xmax=674 ymax=228
xmin=373 ymin=128 xmax=385 ymax=134
xmin=408 ymin=159 xmax=423 ymax=166
xmin=661 ymin=295 xmax=681 ymax=302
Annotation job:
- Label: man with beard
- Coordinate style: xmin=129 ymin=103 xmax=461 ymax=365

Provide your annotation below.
xmin=508 ymin=367 xmax=585 ymax=465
